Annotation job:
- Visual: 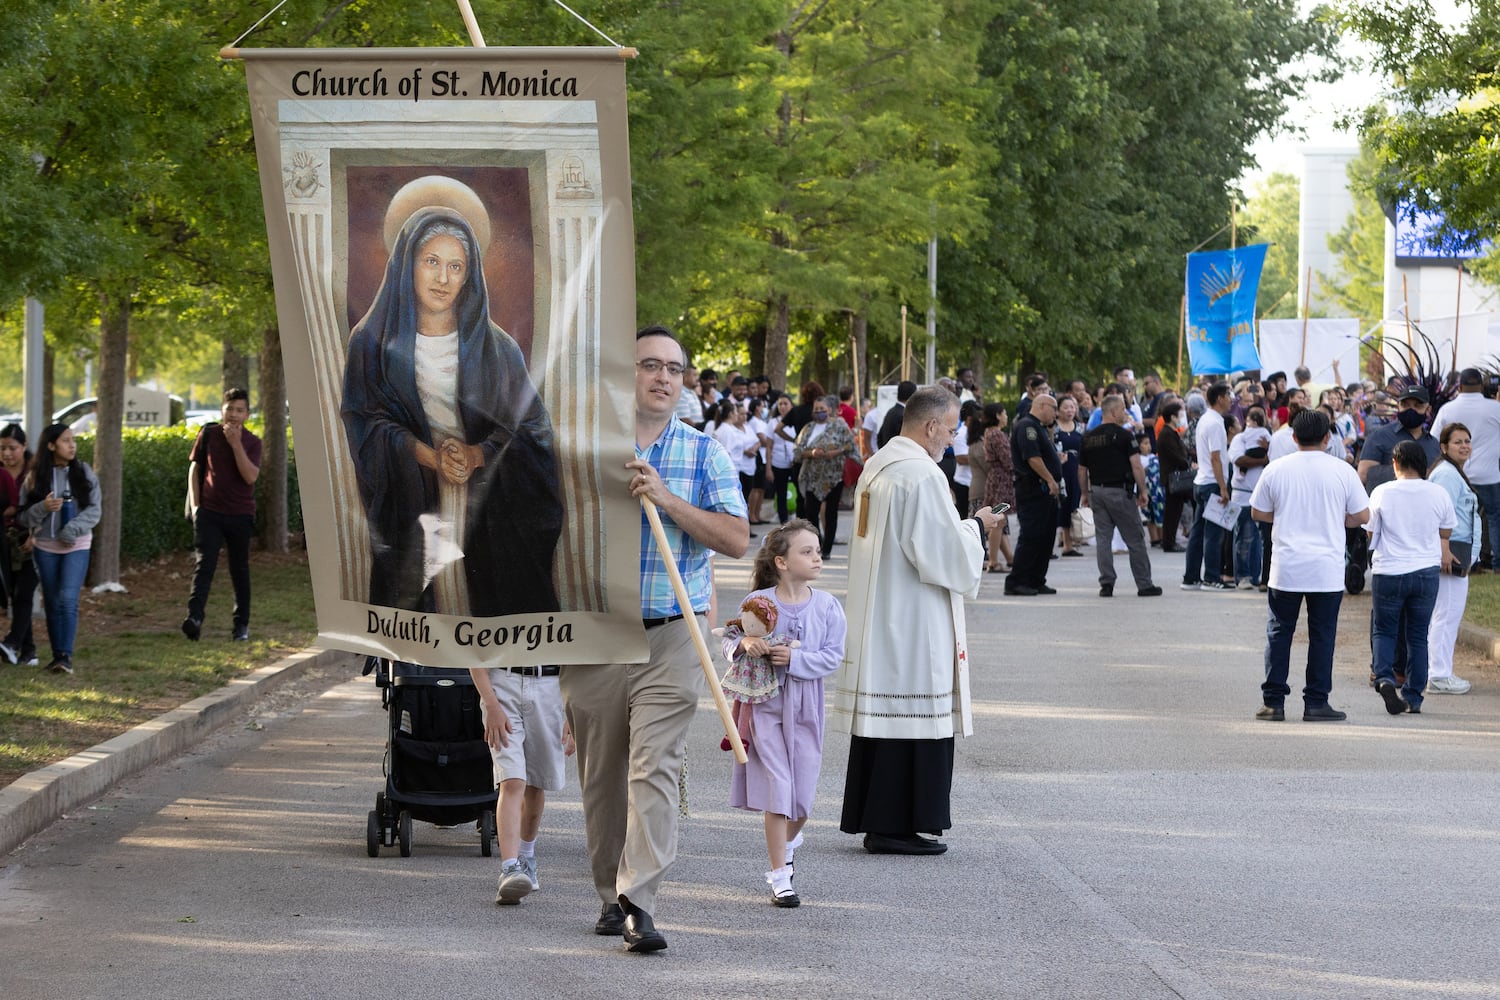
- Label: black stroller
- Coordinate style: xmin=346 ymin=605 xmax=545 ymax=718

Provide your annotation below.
xmin=363 ymin=657 xmax=498 ymax=857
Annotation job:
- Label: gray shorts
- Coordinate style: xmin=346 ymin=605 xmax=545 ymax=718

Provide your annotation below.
xmin=480 ymin=669 xmax=566 ymax=792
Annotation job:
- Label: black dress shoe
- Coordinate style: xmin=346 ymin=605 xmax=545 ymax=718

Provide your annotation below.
xmin=1303 ymin=703 xmax=1347 ymax=721
xmin=1405 ymin=702 xmax=1421 ymax=714
xmin=1099 ymin=584 xmax=1114 ymax=597
xmin=1035 ymin=584 xmax=1057 ymax=595
xmin=1376 ymin=680 xmax=1405 ymax=716
xmin=593 ymin=902 xmax=625 ymax=936
xmin=1255 ymin=704 xmax=1285 ymax=721
xmin=1004 ymin=585 xmax=1038 ymax=596
xmin=1137 ymin=585 xmax=1163 ymax=597
xmin=863 ymin=832 xmax=948 ymax=855
xmin=620 ymin=898 xmax=667 ymax=953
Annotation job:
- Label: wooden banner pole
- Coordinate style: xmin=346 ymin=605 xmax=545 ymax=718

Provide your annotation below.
xmin=1299 ymin=267 xmax=1312 ymax=367
xmin=456 ymin=0 xmax=488 ymax=46
xmin=1453 ymin=266 xmax=1464 ymax=370
xmin=1177 ymin=294 xmax=1187 ymax=389
xmin=1402 ymin=273 xmax=1416 ymax=371
xmin=640 ymin=498 xmax=747 ymax=764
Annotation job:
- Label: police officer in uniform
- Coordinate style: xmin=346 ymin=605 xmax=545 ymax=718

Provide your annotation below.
xmin=1006 ymin=393 xmax=1062 ymax=596
xmin=1079 ymin=394 xmax=1163 ymax=598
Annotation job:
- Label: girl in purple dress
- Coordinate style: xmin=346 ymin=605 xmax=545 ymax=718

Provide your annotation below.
xmin=721 ymin=519 xmax=846 ymax=908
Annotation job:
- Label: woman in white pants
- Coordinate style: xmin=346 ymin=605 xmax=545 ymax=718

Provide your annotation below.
xmin=1427 ymin=422 xmax=1480 ymax=694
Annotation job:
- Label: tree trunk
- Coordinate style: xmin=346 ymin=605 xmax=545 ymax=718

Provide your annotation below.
xmin=812 ymin=334 xmax=833 ymax=393
xmin=91 ymin=292 xmax=130 ymax=587
xmin=763 ymin=293 xmax=790 ymax=394
xmin=42 ymin=345 xmax=55 ymax=421
xmin=853 ymin=313 xmax=869 ymax=404
xmin=258 ymin=326 xmax=288 ymax=553
xmin=222 ymin=338 xmax=250 ymax=393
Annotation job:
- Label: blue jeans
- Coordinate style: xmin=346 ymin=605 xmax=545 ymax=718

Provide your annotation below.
xmin=1471 ymin=482 xmax=1500 ymax=566
xmin=1371 ymin=568 xmax=1440 ymax=710
xmin=1233 ymin=501 xmax=1261 ymax=583
xmin=1184 ymin=482 xmax=1225 ymax=584
xmin=33 ymin=547 xmax=91 ymax=661
xmin=1263 ymin=589 xmax=1343 ymax=708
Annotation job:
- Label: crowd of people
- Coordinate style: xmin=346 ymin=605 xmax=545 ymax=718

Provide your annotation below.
xmin=0 ymin=421 xmax=101 ymax=675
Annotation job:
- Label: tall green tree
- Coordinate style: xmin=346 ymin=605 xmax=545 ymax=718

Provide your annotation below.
xmin=1340 ymin=0 xmax=1500 ymax=285
xmin=1237 ymin=172 xmax=1300 ymax=320
xmin=942 ymin=0 xmax=1341 ymax=386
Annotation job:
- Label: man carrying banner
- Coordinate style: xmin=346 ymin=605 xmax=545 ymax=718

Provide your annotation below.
xmin=560 ymin=326 xmax=749 ymax=954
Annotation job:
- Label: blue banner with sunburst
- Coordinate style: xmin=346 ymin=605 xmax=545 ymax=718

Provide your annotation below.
xmin=1185 ymin=243 xmax=1268 ymax=374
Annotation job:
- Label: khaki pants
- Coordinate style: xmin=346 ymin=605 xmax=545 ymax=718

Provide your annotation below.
xmin=560 ymin=616 xmax=706 ymax=915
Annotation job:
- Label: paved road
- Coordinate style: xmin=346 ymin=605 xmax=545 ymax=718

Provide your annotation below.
xmin=4 ymin=540 xmax=1500 ymax=999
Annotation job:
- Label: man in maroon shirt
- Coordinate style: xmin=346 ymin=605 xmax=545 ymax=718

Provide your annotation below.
xmin=183 ymin=388 xmax=262 ymax=642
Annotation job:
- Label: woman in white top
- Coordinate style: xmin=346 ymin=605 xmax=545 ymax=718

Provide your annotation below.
xmin=712 ymin=399 xmax=763 ymax=506
xmin=1365 ymin=439 xmax=1456 ymax=715
xmin=1426 ymin=423 xmax=1481 ymax=694
xmin=767 ymin=394 xmax=799 ymax=523
xmin=745 ymin=397 xmax=773 ymax=525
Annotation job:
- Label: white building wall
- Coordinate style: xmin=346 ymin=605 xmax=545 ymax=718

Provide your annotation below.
xmin=1298 ymin=148 xmax=1357 ymax=315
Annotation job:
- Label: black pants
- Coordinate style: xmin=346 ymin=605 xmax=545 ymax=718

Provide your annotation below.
xmin=806 ymin=483 xmax=844 ymax=557
xmin=772 ymin=465 xmax=794 ymax=523
xmin=189 ymin=508 xmax=255 ymax=629
xmin=4 ymin=556 xmax=37 ymax=659
xmin=1007 ymin=487 xmax=1058 ymax=589
xmin=1259 ymin=520 xmax=1274 ymax=587
xmin=1162 ymin=488 xmax=1188 ymax=551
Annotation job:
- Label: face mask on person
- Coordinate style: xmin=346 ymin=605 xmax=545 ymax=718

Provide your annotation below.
xmin=1398 ymin=408 xmax=1426 ymax=429
xmin=1176 ymin=415 xmax=1188 ymax=429
xmin=813 ymin=412 xmax=829 ymax=423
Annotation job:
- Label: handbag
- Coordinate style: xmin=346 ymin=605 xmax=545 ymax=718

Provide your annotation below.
xmin=1168 ymin=469 xmax=1195 ymax=497
xmin=1070 ymin=506 xmax=1094 ymax=539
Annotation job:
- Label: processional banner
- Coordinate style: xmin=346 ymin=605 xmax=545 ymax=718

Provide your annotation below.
xmin=238 ymin=48 xmax=645 ymax=668
xmin=1185 ymin=244 xmax=1268 ymax=374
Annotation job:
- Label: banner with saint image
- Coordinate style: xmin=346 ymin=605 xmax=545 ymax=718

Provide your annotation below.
xmin=238 ymin=47 xmax=644 ymax=667
xmin=1185 ymin=243 xmax=1268 ymax=374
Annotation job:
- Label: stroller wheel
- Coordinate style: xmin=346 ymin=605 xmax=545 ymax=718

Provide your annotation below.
xmin=366 ymin=810 xmax=381 ymax=858
xmin=398 ymin=810 xmax=413 ymax=857
xmin=480 ymin=811 xmax=495 ymax=857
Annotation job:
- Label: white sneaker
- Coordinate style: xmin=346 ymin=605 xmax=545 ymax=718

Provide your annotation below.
xmin=0 ymin=641 xmax=16 ymax=665
xmin=1180 ymin=581 xmax=1201 ymax=591
xmin=1428 ymin=675 xmax=1472 ymax=695
xmin=496 ymin=860 xmax=533 ymax=904
xmin=1237 ymin=579 xmax=1257 ymax=591
xmin=521 ymin=855 xmax=539 ymax=890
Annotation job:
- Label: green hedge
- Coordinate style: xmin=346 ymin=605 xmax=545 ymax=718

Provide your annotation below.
xmin=73 ymin=424 xmax=302 ymax=562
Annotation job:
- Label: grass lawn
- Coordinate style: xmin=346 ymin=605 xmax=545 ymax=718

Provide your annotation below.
xmin=1462 ymin=570 xmax=1500 ymax=634
xmin=0 ymin=549 xmax=316 ymax=788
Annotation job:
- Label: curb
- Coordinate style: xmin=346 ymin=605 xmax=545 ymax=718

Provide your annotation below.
xmin=0 ymin=646 xmax=355 ymax=857
xmin=1457 ymin=622 xmax=1500 ymax=663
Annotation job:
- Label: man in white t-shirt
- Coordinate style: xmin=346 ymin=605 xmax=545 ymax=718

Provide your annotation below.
xmin=1432 ymin=367 xmax=1500 ymax=561
xmin=1183 ymin=381 xmax=1233 ymax=590
xmin=1249 ymin=410 xmax=1370 ymax=722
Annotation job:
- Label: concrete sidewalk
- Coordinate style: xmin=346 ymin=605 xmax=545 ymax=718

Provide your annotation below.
xmin=4 ymin=541 xmax=1500 ymax=999
xmin=0 ymin=646 xmax=358 ymax=856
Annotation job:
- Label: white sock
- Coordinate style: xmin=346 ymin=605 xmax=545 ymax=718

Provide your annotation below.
xmin=502 ymin=857 xmax=518 ymax=867
xmin=785 ymin=831 xmax=804 ymax=865
xmin=518 ymin=838 xmax=536 ymax=858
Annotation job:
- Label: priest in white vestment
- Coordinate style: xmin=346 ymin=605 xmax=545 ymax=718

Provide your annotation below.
xmin=834 ymin=387 xmax=1005 ymax=855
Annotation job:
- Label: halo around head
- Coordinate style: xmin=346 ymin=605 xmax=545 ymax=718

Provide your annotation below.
xmin=382 ymin=175 xmax=492 ymax=255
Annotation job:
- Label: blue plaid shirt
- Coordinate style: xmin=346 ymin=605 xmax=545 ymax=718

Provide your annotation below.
xmin=638 ymin=417 xmax=747 ymax=617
